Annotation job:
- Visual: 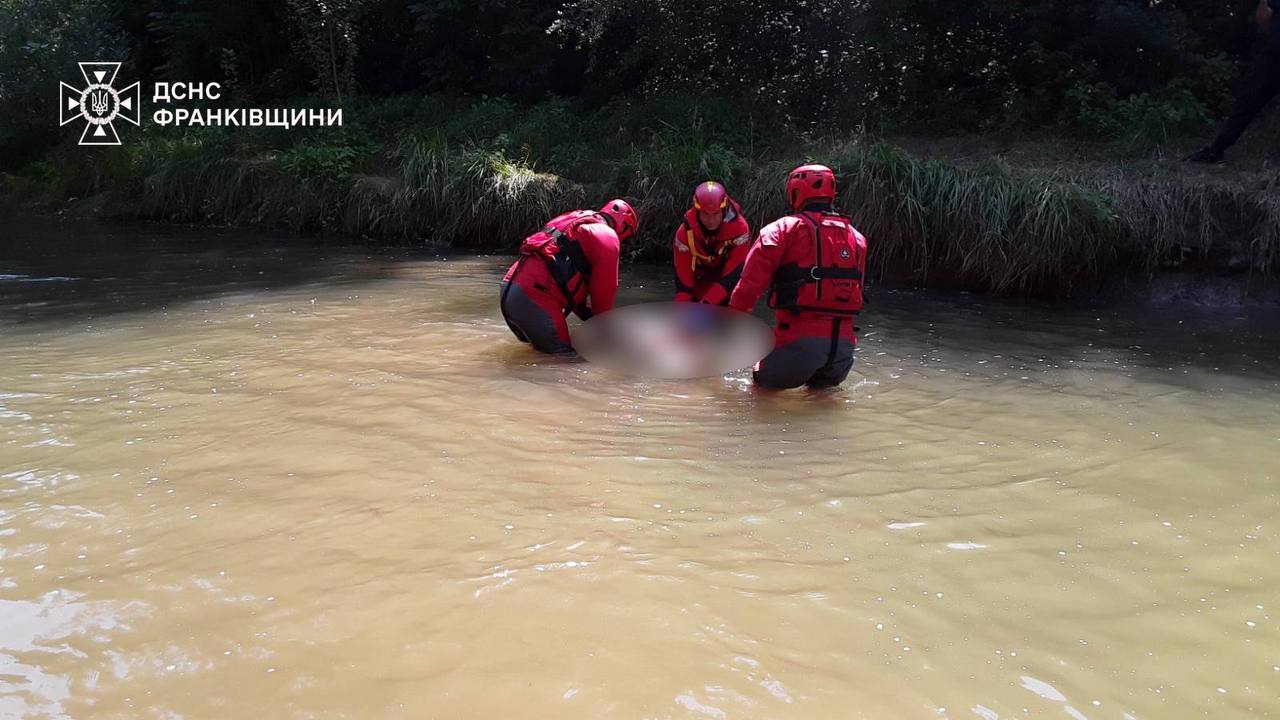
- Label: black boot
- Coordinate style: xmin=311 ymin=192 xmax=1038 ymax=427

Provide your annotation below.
xmin=1185 ymin=146 xmax=1224 ymax=164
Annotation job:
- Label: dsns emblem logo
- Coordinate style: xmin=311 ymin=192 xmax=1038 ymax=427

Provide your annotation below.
xmin=59 ymin=62 xmax=140 ymax=146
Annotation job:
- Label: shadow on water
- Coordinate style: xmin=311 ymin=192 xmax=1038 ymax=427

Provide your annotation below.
xmin=862 ymin=286 xmax=1280 ymax=385
xmin=0 ymin=215 xmax=410 ymax=328
xmin=4 ymin=214 xmax=1278 ymax=386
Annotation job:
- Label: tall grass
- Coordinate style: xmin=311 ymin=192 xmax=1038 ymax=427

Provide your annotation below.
xmin=833 ymin=144 xmax=1120 ymax=293
xmin=1079 ymin=170 xmax=1280 ymax=280
xmin=7 ymin=94 xmax=1280 ymax=295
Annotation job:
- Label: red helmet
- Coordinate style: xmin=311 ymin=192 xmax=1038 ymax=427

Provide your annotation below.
xmin=786 ymin=164 xmax=836 ymax=210
xmin=598 ymin=199 xmax=638 ymax=241
xmin=692 ymin=181 xmax=729 ymax=213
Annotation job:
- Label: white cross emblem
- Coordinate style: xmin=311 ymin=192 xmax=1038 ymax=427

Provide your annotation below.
xmin=59 ymin=62 xmax=140 ymax=146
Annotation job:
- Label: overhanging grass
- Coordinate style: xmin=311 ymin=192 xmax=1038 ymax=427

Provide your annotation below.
xmin=6 ymin=94 xmax=1279 ymax=296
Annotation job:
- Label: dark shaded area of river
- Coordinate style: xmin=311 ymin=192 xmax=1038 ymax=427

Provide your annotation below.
xmin=5 ymin=215 xmax=1279 ymax=385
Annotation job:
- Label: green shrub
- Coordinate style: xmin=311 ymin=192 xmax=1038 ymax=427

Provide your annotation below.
xmin=280 ymin=141 xmax=364 ymax=181
xmin=1067 ymin=80 xmax=1214 ymax=147
xmin=7 ymin=92 xmax=1279 ymax=292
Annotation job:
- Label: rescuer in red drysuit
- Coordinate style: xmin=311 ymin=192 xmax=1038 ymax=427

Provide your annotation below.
xmin=672 ymin=181 xmax=752 ymax=306
xmin=728 ymin=164 xmax=868 ymax=389
xmin=499 ymin=199 xmax=638 ymax=354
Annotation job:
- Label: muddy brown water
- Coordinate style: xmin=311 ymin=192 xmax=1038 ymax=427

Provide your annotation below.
xmin=2 ymin=219 xmax=1279 ymax=719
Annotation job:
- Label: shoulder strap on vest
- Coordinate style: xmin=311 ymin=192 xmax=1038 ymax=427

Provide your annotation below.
xmin=532 ymin=212 xmax=601 ymax=317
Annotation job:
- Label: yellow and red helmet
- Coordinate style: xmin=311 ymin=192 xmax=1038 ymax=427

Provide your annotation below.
xmin=692 ymin=181 xmax=729 ymax=214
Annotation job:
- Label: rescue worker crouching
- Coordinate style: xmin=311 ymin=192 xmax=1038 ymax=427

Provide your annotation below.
xmin=499 ymin=199 xmax=639 ymax=354
xmin=728 ymin=165 xmax=868 ymax=390
xmin=673 ymin=181 xmax=752 ymax=305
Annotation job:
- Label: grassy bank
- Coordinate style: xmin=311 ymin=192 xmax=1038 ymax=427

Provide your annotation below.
xmin=4 ymin=94 xmax=1279 ymax=296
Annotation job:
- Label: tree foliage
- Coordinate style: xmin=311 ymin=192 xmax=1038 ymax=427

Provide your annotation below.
xmin=284 ymin=0 xmax=359 ymax=101
xmin=555 ymin=0 xmax=1247 ymax=131
xmin=0 ymin=0 xmax=1268 ymax=167
xmin=0 ymin=0 xmax=126 ymax=164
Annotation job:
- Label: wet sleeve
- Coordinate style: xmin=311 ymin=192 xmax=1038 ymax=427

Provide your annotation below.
xmin=583 ymin=225 xmax=620 ymax=314
xmin=673 ymin=223 xmax=696 ymax=302
xmin=728 ymin=220 xmax=786 ymax=313
xmin=699 ymin=222 xmax=751 ymax=306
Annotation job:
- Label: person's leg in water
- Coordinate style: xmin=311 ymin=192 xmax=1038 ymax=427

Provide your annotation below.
xmin=752 ymin=329 xmax=829 ymax=389
xmin=499 ymin=280 xmax=531 ymax=344
xmin=807 ymin=339 xmax=856 ymax=390
xmin=1188 ymin=47 xmax=1280 ymax=162
xmin=753 ymin=316 xmax=858 ymax=390
xmin=804 ymin=317 xmax=857 ymax=390
xmin=752 ymin=338 xmax=824 ymax=389
xmin=499 ymin=281 xmax=575 ymax=355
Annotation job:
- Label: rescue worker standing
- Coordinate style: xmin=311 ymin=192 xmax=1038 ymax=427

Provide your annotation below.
xmin=728 ymin=165 xmax=868 ymax=390
xmin=673 ymin=181 xmax=751 ymax=305
xmin=1187 ymin=0 xmax=1280 ymax=163
xmin=500 ymin=199 xmax=638 ymax=354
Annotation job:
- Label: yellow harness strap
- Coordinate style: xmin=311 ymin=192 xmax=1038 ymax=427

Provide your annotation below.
xmin=688 ymin=227 xmax=709 ymax=273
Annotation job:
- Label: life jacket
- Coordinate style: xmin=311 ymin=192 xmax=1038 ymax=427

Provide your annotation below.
xmin=769 ymin=211 xmax=866 ymax=317
xmin=680 ymin=201 xmax=749 ymax=282
xmin=517 ymin=209 xmax=602 ymax=315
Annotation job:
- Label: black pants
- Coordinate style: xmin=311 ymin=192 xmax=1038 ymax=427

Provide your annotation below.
xmin=499 ymin=281 xmax=574 ymax=355
xmin=1212 ymin=45 xmax=1280 ymax=152
xmin=753 ymin=336 xmax=856 ymax=390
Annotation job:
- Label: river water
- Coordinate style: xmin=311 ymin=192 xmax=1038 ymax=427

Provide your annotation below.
xmin=2 ymin=219 xmax=1279 ymax=719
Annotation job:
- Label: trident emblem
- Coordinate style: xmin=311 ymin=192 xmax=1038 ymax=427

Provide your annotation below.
xmin=59 ymin=62 xmax=140 ymax=146
xmin=90 ymin=89 xmax=110 ymax=117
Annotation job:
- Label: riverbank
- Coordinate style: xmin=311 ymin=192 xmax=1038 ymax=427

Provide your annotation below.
xmin=3 ymin=95 xmax=1278 ymax=298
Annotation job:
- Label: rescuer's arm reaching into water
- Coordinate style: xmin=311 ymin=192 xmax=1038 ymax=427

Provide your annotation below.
xmin=581 ymin=223 xmax=620 ymax=317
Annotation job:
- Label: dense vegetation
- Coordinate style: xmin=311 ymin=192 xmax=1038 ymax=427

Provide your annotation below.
xmin=3 ymin=0 xmax=1270 ymax=157
xmin=2 ymin=0 xmax=1279 ymax=294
